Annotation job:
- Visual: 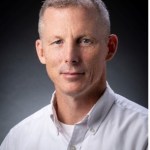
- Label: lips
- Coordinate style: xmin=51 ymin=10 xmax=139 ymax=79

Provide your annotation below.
xmin=60 ymin=71 xmax=85 ymax=80
xmin=62 ymin=72 xmax=84 ymax=75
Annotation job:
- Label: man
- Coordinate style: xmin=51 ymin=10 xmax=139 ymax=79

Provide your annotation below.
xmin=0 ymin=0 xmax=148 ymax=150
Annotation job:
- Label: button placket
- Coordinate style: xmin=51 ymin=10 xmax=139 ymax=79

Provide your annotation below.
xmin=70 ymin=145 xmax=76 ymax=150
xmin=68 ymin=119 xmax=89 ymax=150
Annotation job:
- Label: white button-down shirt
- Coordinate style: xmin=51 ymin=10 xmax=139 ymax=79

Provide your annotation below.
xmin=0 ymin=84 xmax=148 ymax=150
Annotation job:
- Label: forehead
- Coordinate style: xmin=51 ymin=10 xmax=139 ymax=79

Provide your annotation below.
xmin=41 ymin=6 xmax=105 ymax=38
xmin=43 ymin=5 xmax=100 ymax=23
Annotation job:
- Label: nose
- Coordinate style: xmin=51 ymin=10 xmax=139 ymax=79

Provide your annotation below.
xmin=64 ymin=41 xmax=80 ymax=65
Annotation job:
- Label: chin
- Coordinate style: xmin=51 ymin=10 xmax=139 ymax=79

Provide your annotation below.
xmin=61 ymin=86 xmax=85 ymax=96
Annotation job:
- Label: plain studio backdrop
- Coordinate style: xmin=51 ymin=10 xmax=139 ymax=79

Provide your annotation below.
xmin=0 ymin=0 xmax=148 ymax=143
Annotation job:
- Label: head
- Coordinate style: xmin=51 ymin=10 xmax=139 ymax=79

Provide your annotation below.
xmin=36 ymin=0 xmax=118 ymax=98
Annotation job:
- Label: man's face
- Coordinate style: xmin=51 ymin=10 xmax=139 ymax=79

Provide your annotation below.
xmin=36 ymin=6 xmax=116 ymax=97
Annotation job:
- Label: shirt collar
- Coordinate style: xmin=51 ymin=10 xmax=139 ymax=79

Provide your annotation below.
xmin=87 ymin=83 xmax=116 ymax=133
xmin=49 ymin=92 xmax=62 ymax=135
xmin=49 ymin=83 xmax=116 ymax=134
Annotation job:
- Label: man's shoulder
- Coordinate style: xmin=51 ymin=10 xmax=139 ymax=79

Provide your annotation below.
xmin=11 ymin=104 xmax=51 ymax=132
xmin=106 ymin=84 xmax=147 ymax=117
xmin=0 ymin=104 xmax=55 ymax=149
xmin=113 ymin=93 xmax=148 ymax=120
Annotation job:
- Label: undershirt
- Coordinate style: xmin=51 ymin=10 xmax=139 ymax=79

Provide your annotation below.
xmin=59 ymin=122 xmax=75 ymax=142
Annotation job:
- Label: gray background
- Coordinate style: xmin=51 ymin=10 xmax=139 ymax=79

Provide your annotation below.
xmin=0 ymin=0 xmax=148 ymax=143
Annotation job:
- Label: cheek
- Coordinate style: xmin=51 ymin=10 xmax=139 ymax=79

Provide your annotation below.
xmin=89 ymin=57 xmax=104 ymax=75
xmin=83 ymin=49 xmax=106 ymax=68
xmin=44 ymin=50 xmax=63 ymax=79
xmin=45 ymin=49 xmax=62 ymax=67
xmin=83 ymin=51 xmax=106 ymax=80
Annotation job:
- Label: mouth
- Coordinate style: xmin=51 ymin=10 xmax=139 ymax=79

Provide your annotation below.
xmin=60 ymin=72 xmax=85 ymax=80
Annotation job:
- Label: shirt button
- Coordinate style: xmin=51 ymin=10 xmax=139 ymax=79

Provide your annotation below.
xmin=70 ymin=145 xmax=76 ymax=150
xmin=90 ymin=128 xmax=95 ymax=133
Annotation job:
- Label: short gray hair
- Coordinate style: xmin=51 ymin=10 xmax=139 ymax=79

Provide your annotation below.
xmin=38 ymin=0 xmax=110 ymax=38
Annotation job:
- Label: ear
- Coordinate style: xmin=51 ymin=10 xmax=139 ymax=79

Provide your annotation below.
xmin=106 ymin=34 xmax=118 ymax=61
xmin=35 ymin=39 xmax=46 ymax=64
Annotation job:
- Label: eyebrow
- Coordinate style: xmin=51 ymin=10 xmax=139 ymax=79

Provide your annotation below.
xmin=47 ymin=32 xmax=97 ymax=42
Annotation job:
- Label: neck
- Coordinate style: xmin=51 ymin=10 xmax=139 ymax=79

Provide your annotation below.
xmin=54 ymin=80 xmax=106 ymax=125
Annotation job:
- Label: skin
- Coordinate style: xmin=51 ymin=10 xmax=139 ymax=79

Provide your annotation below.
xmin=36 ymin=6 xmax=118 ymax=124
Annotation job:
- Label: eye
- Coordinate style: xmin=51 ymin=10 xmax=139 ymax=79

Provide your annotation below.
xmin=51 ymin=39 xmax=63 ymax=45
xmin=78 ymin=38 xmax=93 ymax=46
